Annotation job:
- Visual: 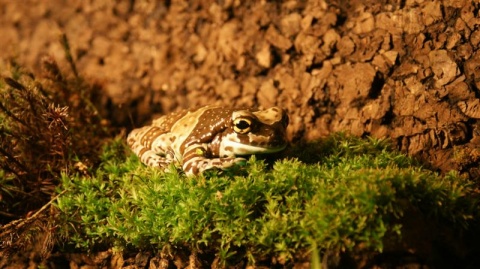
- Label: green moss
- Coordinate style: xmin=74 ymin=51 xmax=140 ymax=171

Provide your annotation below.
xmin=55 ymin=134 xmax=477 ymax=265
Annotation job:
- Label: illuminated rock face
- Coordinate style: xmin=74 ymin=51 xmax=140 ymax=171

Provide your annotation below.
xmin=1 ymin=0 xmax=479 ymax=176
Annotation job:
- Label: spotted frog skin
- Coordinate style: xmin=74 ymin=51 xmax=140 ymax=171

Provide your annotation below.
xmin=127 ymin=105 xmax=289 ymax=175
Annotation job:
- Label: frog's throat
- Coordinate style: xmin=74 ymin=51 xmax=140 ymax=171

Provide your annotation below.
xmin=222 ymin=140 xmax=287 ymax=155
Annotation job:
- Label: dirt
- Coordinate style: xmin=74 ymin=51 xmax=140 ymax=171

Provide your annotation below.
xmin=1 ymin=0 xmax=480 ymax=268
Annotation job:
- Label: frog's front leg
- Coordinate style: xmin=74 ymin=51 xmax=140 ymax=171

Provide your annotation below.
xmin=127 ymin=126 xmax=174 ymax=169
xmin=182 ymin=145 xmax=245 ymax=176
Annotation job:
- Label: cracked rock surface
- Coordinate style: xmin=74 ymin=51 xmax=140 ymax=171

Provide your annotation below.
xmin=2 ymin=0 xmax=480 ymax=177
xmin=3 ymin=0 xmax=479 ymax=178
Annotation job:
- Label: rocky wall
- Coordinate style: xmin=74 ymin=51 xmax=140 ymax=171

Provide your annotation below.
xmin=1 ymin=0 xmax=479 ymax=177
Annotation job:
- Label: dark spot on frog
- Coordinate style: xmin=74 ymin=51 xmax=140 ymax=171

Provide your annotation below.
xmin=169 ymin=136 xmax=176 ymax=142
xmin=224 ymin=146 xmax=234 ymax=155
xmin=139 ymin=148 xmax=149 ymax=156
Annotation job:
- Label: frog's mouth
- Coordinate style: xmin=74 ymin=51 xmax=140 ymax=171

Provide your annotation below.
xmin=222 ymin=140 xmax=287 ymax=156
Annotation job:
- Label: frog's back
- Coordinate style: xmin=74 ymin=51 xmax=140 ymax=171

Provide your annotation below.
xmin=152 ymin=105 xmax=221 ymax=131
xmin=151 ymin=109 xmax=191 ymax=131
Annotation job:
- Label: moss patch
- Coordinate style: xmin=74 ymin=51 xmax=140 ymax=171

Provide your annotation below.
xmin=55 ymin=134 xmax=477 ymax=266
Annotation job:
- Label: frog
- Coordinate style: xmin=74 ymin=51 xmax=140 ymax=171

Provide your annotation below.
xmin=127 ymin=105 xmax=289 ymax=175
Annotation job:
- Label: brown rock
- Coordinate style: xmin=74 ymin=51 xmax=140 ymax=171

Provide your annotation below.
xmin=294 ymin=32 xmax=321 ymax=56
xmin=457 ymin=43 xmax=473 ymax=60
xmin=455 ymin=16 xmax=471 ymax=39
xmin=337 ymin=35 xmax=355 ymax=57
xmin=446 ymin=30 xmax=462 ymax=49
xmin=372 ymin=50 xmax=398 ymax=74
xmin=273 ymin=67 xmax=297 ymax=92
xmin=428 ymin=50 xmax=459 ymax=88
xmin=465 ymin=52 xmax=480 ymax=89
xmin=352 ymin=11 xmax=375 ymax=35
xmin=470 ymin=29 xmax=480 ymax=48
xmin=193 ymin=42 xmax=208 ymax=63
xmin=444 ymin=0 xmax=468 ymax=8
xmin=149 ymin=257 xmax=170 ymax=269
xmin=392 ymin=116 xmax=429 ymax=140
xmin=446 ymin=76 xmax=474 ymax=102
xmin=241 ymin=76 xmax=259 ymax=97
xmin=375 ymin=12 xmax=401 ymax=35
xmin=257 ymin=79 xmax=279 ymax=108
xmin=184 ymin=75 xmax=205 ymax=93
xmin=461 ymin=4 xmax=478 ymax=29
xmin=403 ymin=77 xmax=425 ymax=96
xmin=300 ymin=68 xmax=329 ymax=106
xmin=393 ymin=61 xmax=419 ymax=77
xmin=218 ymin=20 xmax=243 ymax=60
xmin=376 ymin=10 xmax=424 ymax=35
xmin=458 ymin=99 xmax=480 ymax=119
xmin=350 ymin=32 xmax=384 ymax=62
xmin=216 ymin=79 xmax=241 ymax=99
xmin=332 ymin=63 xmax=376 ymax=107
xmin=265 ymin=25 xmax=292 ymax=50
xmin=255 ymin=42 xmax=272 ymax=68
xmin=421 ymin=1 xmax=442 ymax=26
xmin=321 ymin=29 xmax=340 ymax=55
xmin=280 ymin=12 xmax=302 ymax=37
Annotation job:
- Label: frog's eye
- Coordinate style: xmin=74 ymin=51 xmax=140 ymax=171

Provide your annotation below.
xmin=233 ymin=118 xmax=252 ymax=134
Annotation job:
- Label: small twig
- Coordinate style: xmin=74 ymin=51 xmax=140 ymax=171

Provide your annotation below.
xmin=0 ymin=211 xmax=18 ymax=219
xmin=4 ymin=77 xmax=27 ymax=91
xmin=0 ymin=101 xmax=30 ymax=129
xmin=0 ymin=146 xmax=30 ymax=175
xmin=60 ymin=33 xmax=78 ymax=78
xmin=0 ymin=189 xmax=68 ymax=238
xmin=34 ymin=82 xmax=52 ymax=100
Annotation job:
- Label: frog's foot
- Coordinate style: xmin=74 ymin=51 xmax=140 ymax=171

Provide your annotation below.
xmin=131 ymin=147 xmax=173 ymax=169
xmin=183 ymin=157 xmax=246 ymax=176
xmin=128 ymin=126 xmax=174 ymax=169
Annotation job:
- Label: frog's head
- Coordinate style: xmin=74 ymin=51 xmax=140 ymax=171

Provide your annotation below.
xmin=219 ymin=107 xmax=289 ymax=157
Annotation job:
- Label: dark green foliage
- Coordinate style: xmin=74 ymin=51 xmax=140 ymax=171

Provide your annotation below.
xmin=55 ymin=134 xmax=477 ymax=265
xmin=0 ymin=36 xmax=111 ymax=256
xmin=0 ymin=55 xmax=109 ymax=221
